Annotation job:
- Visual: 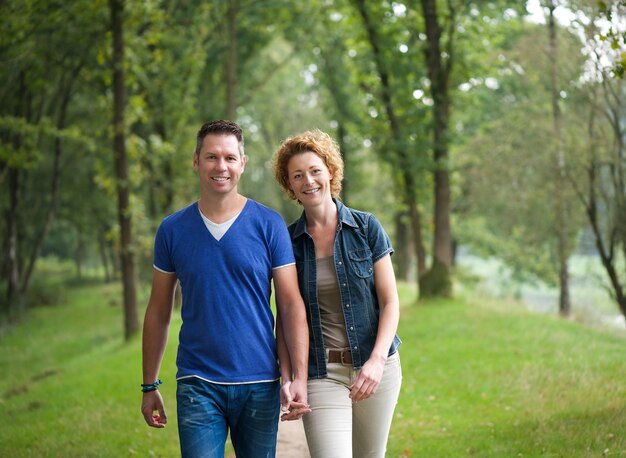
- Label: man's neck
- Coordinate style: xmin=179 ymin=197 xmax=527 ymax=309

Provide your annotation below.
xmin=198 ymin=193 xmax=247 ymax=224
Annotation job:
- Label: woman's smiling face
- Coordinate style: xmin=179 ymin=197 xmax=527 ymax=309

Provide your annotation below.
xmin=286 ymin=151 xmax=333 ymax=206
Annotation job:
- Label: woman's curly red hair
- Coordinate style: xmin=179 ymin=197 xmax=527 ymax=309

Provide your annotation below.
xmin=273 ymin=129 xmax=344 ymax=203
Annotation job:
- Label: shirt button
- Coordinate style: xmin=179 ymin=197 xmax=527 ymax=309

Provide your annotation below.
xmin=346 ymin=304 xmax=350 ymax=307
xmin=350 ymin=326 xmax=354 ymax=330
xmin=342 ymin=283 xmax=346 ymax=287
xmin=338 ymin=261 xmax=342 ymax=265
xmin=353 ymin=346 xmax=357 ymax=350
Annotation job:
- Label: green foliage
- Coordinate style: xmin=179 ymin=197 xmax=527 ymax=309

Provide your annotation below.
xmin=275 ymin=1 xmax=403 ymax=221
xmin=0 ymin=0 xmax=114 ymax=313
xmin=454 ymin=18 xmax=587 ymax=285
xmin=3 ymin=0 xmax=626 ymax=324
xmin=597 ymin=0 xmax=626 ymax=77
xmin=23 ymin=276 xmax=69 ymax=308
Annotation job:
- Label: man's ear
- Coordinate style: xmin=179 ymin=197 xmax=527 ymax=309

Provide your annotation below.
xmin=193 ymin=152 xmax=199 ymax=171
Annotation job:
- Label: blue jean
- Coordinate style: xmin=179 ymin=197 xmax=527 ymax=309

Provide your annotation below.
xmin=176 ymin=377 xmax=280 ymax=458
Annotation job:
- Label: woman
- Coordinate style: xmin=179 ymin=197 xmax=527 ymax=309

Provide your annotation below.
xmin=273 ymin=129 xmax=402 ymax=458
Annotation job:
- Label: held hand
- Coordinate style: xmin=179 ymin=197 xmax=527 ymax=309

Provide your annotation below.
xmin=280 ymin=380 xmax=293 ymax=414
xmin=289 ymin=377 xmax=308 ymax=407
xmin=349 ymin=355 xmax=386 ymax=403
xmin=141 ymin=390 xmax=167 ymax=428
xmin=280 ymin=378 xmax=311 ymax=421
xmin=280 ymin=400 xmax=310 ymax=421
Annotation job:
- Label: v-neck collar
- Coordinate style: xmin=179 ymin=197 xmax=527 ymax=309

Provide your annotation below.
xmin=195 ymin=199 xmax=249 ymax=243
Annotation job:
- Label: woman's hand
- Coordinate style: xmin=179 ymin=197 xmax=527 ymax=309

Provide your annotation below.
xmin=349 ymin=353 xmax=386 ymax=403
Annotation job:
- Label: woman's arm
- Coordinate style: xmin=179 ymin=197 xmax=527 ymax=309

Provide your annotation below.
xmin=349 ymin=253 xmax=400 ymax=402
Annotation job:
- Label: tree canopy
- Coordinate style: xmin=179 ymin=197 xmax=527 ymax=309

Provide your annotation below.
xmin=2 ymin=0 xmax=626 ymax=330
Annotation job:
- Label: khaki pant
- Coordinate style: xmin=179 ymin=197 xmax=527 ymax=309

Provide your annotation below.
xmin=303 ymin=352 xmax=402 ymax=458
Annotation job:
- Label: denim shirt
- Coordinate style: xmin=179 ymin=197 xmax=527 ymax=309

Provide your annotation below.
xmin=289 ymin=199 xmax=402 ymax=379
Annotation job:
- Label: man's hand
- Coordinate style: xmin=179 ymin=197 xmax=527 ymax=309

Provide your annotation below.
xmin=141 ymin=390 xmax=167 ymax=428
xmin=280 ymin=380 xmax=292 ymax=408
xmin=280 ymin=378 xmax=311 ymax=421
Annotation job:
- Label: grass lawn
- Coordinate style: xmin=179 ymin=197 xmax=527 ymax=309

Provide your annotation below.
xmin=390 ymin=288 xmax=626 ymax=457
xmin=1 ymin=279 xmax=625 ymax=457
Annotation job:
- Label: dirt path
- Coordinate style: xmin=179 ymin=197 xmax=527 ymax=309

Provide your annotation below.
xmin=276 ymin=418 xmax=310 ymax=457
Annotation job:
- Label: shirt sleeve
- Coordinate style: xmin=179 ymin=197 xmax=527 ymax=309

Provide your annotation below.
xmin=269 ymin=213 xmax=296 ymax=269
xmin=367 ymin=213 xmax=394 ymax=263
xmin=153 ymin=222 xmax=175 ymax=274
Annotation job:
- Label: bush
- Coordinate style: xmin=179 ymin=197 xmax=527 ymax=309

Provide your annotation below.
xmin=25 ymin=276 xmax=68 ymax=307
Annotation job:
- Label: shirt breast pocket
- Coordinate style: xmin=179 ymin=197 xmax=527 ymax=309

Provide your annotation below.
xmin=348 ymin=249 xmax=374 ymax=278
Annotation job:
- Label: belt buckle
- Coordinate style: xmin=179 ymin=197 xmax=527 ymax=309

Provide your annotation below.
xmin=340 ymin=350 xmax=350 ymax=366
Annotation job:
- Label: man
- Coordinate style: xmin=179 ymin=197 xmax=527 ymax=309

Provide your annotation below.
xmin=141 ymin=120 xmax=309 ymax=457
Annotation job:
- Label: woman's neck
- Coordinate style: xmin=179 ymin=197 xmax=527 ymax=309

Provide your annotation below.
xmin=305 ymin=198 xmax=338 ymax=258
xmin=305 ymin=198 xmax=337 ymax=231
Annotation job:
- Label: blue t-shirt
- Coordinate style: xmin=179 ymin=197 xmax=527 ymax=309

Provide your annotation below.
xmin=153 ymin=199 xmax=295 ymax=384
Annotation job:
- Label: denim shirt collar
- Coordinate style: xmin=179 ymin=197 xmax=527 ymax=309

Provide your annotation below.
xmin=291 ymin=199 xmax=358 ymax=239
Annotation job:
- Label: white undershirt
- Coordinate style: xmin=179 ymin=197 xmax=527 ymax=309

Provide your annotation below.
xmin=198 ymin=207 xmax=241 ymax=241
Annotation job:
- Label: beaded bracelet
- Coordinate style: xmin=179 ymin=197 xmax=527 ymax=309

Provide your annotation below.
xmin=141 ymin=379 xmax=163 ymax=392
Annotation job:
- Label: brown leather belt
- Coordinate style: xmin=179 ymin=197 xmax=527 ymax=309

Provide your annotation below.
xmin=328 ymin=349 xmax=352 ymax=365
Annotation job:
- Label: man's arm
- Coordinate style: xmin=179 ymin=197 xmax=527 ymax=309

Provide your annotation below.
xmin=273 ymin=264 xmax=310 ymax=420
xmin=275 ymin=311 xmax=292 ymax=382
xmin=275 ymin=310 xmax=294 ymax=416
xmin=141 ymin=268 xmax=178 ymax=428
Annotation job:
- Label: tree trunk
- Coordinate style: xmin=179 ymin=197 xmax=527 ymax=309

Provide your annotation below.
xmin=319 ymin=41 xmax=354 ymax=206
xmin=408 ymin=194 xmax=427 ymax=277
xmin=155 ymin=119 xmax=174 ymax=215
xmin=110 ymin=0 xmax=139 ymax=340
xmin=226 ymin=0 xmax=239 ymax=120
xmin=394 ymin=212 xmax=410 ymax=281
xmin=74 ymin=231 xmax=84 ymax=280
xmin=420 ymin=0 xmax=453 ymax=297
xmin=605 ymin=80 xmax=626 ymax=288
xmin=21 ymin=66 xmax=80 ymax=297
xmin=5 ymin=168 xmax=21 ymax=318
xmin=548 ymin=2 xmax=571 ymax=316
xmin=586 ymin=166 xmax=626 ymax=318
xmin=336 ymin=121 xmax=349 ymax=205
xmin=110 ymin=241 xmax=121 ymax=279
xmin=353 ymin=0 xmax=427 ymax=287
xmin=577 ymin=86 xmax=626 ymax=322
xmin=4 ymin=72 xmax=27 ymax=318
xmin=98 ymin=228 xmax=112 ymax=282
